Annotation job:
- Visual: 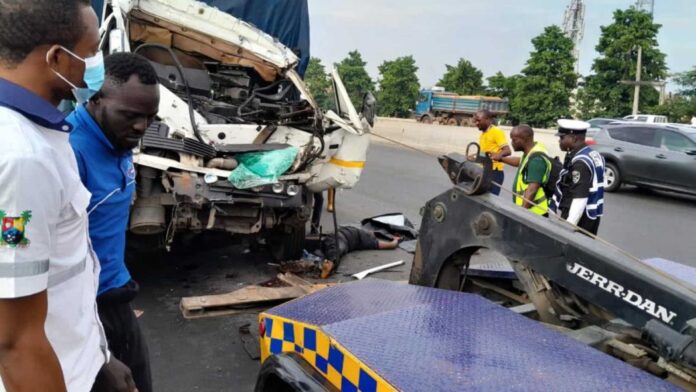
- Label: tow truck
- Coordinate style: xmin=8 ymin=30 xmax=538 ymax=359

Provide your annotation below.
xmin=255 ymin=152 xmax=696 ymax=391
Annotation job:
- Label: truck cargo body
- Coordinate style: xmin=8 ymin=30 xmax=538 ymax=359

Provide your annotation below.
xmin=415 ymin=89 xmax=509 ymax=126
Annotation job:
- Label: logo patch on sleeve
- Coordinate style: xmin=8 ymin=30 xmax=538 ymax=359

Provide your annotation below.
xmin=0 ymin=210 xmax=32 ymax=248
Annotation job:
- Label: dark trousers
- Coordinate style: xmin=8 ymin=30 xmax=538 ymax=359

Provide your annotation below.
xmin=490 ymin=170 xmax=505 ymax=196
xmin=578 ymin=216 xmax=601 ymax=235
xmin=93 ymin=280 xmax=152 ymax=392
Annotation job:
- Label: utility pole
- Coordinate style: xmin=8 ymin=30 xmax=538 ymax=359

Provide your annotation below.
xmin=562 ymin=0 xmax=585 ymax=74
xmin=621 ymin=45 xmax=667 ymax=111
xmin=632 ymin=46 xmax=642 ymax=115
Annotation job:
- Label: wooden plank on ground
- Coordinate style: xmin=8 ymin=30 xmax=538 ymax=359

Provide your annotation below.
xmin=276 ymin=273 xmax=335 ymax=294
xmin=180 ymin=281 xmax=333 ymax=320
xmin=180 ymin=285 xmax=306 ymax=319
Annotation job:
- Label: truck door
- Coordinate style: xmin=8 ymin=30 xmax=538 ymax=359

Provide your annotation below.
xmin=415 ymin=91 xmax=432 ymax=119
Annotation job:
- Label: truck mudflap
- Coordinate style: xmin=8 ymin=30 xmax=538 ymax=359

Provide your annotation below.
xmin=259 ymin=279 xmax=677 ymax=391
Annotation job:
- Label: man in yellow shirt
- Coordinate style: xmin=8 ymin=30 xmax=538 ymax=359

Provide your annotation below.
xmin=474 ymin=110 xmax=511 ymax=195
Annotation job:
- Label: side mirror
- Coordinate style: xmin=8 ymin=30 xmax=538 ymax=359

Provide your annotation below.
xmin=361 ymin=91 xmax=376 ymax=127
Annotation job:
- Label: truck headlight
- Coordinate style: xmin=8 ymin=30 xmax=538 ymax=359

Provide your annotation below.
xmin=272 ymin=183 xmax=284 ymax=194
xmin=286 ymin=184 xmax=299 ymax=196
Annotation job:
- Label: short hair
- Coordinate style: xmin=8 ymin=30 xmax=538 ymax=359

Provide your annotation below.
xmin=104 ymin=52 xmax=159 ymax=86
xmin=514 ymin=124 xmax=534 ymax=139
xmin=476 ymin=109 xmax=494 ymax=120
xmin=0 ymin=0 xmax=91 ymax=67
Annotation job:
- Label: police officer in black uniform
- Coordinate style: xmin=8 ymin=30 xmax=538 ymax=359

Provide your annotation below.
xmin=551 ymin=119 xmax=606 ymax=235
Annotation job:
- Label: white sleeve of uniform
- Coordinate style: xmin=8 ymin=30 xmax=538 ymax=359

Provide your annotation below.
xmin=566 ymin=198 xmax=588 ymax=226
xmin=0 ymin=153 xmax=58 ymax=298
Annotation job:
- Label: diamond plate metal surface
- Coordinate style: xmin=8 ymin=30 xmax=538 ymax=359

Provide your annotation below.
xmin=268 ymin=279 xmax=678 ymax=391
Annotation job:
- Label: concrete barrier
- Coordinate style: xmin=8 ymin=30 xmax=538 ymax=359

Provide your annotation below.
xmin=370 ymin=117 xmax=564 ymax=159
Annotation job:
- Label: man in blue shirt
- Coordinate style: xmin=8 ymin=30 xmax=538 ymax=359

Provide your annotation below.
xmin=68 ymin=52 xmax=160 ymax=392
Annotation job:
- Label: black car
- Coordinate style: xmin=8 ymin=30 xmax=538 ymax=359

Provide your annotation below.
xmin=591 ymin=124 xmax=696 ymax=195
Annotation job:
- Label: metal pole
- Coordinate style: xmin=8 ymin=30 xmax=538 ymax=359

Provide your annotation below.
xmin=632 ymin=45 xmax=642 ymax=115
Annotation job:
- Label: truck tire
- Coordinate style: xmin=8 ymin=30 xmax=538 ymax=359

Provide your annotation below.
xmin=446 ymin=117 xmax=459 ymax=126
xmin=268 ymin=223 xmax=305 ymax=261
xmin=420 ymin=115 xmax=433 ymax=124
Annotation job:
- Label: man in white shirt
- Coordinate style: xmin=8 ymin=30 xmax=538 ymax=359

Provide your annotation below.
xmin=0 ymin=1 xmax=135 ymax=391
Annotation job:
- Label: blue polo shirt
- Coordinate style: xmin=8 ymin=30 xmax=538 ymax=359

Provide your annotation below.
xmin=67 ymin=105 xmax=134 ymax=295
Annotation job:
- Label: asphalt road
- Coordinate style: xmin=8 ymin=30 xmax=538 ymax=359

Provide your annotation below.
xmin=342 ymin=141 xmax=696 ymax=266
xmin=130 ymin=140 xmax=696 ymax=392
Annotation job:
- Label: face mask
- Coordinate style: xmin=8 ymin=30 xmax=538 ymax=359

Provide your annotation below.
xmin=47 ymin=46 xmax=105 ymax=104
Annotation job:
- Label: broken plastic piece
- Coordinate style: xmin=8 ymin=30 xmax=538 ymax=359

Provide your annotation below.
xmin=228 ymin=146 xmax=299 ymax=189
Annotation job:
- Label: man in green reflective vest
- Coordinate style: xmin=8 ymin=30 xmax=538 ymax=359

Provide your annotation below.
xmin=501 ymin=125 xmax=551 ymax=216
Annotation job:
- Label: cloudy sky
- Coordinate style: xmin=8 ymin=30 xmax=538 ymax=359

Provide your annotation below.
xmin=308 ymin=0 xmax=696 ymax=88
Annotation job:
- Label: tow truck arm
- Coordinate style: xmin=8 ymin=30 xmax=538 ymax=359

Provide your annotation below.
xmin=410 ymin=153 xmax=696 ymax=369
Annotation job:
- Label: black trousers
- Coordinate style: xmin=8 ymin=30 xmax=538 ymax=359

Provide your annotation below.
xmin=93 ymin=280 xmax=152 ymax=392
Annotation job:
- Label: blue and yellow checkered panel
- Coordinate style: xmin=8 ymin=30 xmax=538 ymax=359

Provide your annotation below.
xmin=260 ymin=314 xmax=394 ymax=392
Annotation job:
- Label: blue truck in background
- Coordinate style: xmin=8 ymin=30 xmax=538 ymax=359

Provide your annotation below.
xmin=415 ymin=88 xmax=509 ymax=126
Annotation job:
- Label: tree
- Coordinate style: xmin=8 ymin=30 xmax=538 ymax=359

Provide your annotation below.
xmin=486 ymin=72 xmax=522 ymax=124
xmin=437 ymin=59 xmax=484 ymax=95
xmin=512 ymin=25 xmax=577 ymax=127
xmin=486 ymin=72 xmax=516 ymax=98
xmin=336 ymin=50 xmax=375 ymax=109
xmin=376 ymin=56 xmax=420 ymax=118
xmin=673 ymin=67 xmax=696 ymax=98
xmin=304 ymin=57 xmax=333 ymax=111
xmin=583 ymin=8 xmax=667 ymax=118
xmin=650 ymin=66 xmax=696 ymax=123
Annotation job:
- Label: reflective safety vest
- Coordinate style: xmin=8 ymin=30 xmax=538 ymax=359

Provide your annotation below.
xmin=513 ymin=142 xmax=551 ymax=215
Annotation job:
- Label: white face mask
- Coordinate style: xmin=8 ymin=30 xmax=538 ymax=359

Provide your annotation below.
xmin=47 ymin=46 xmax=105 ymax=104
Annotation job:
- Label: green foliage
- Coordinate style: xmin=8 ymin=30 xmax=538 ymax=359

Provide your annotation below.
xmin=487 ymin=72 xmax=522 ymax=121
xmin=336 ymin=50 xmax=375 ymax=109
xmin=376 ymin=56 xmax=420 ymax=118
xmin=304 ymin=57 xmax=333 ymax=111
xmin=673 ymin=67 xmax=696 ymax=98
xmin=512 ymin=25 xmax=577 ymax=127
xmin=651 ymin=97 xmax=696 ymax=123
xmin=486 ymin=72 xmax=517 ymax=98
xmin=437 ymin=59 xmax=484 ymax=95
xmin=650 ymin=66 xmax=696 ymax=123
xmin=583 ymin=8 xmax=667 ymax=118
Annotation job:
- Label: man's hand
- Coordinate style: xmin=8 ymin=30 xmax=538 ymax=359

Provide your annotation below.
xmin=489 ymin=152 xmax=504 ymax=161
xmin=92 ymin=358 xmax=138 ymax=392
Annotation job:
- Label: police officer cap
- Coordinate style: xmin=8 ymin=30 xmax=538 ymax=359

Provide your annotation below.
xmin=556 ymin=119 xmax=591 ymax=136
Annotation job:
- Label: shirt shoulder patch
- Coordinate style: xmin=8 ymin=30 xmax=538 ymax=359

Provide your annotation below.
xmin=0 ymin=210 xmax=32 ymax=248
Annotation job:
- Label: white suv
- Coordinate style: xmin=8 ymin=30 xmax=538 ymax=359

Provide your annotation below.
xmin=622 ymin=114 xmax=668 ymax=124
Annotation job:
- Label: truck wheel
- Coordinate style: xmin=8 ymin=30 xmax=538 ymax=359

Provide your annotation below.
xmin=421 ymin=115 xmax=433 ymax=124
xmin=446 ymin=117 xmax=459 ymax=126
xmin=267 ymin=224 xmax=305 ymax=261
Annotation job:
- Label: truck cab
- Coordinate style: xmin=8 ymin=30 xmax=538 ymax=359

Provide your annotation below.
xmin=99 ymin=0 xmax=374 ymax=260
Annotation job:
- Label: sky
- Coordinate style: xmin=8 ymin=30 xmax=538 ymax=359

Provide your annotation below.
xmin=308 ymin=0 xmax=696 ymax=89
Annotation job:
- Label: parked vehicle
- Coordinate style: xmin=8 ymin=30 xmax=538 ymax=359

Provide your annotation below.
xmin=414 ymin=89 xmax=509 ymax=126
xmin=586 ymin=117 xmax=617 ymax=129
xmin=622 ymin=114 xmax=668 ymax=124
xmin=591 ymin=124 xmax=696 ymax=194
xmin=101 ymin=0 xmax=374 ymax=260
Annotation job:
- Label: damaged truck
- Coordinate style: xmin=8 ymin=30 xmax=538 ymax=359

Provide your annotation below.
xmin=97 ymin=0 xmax=374 ymax=260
